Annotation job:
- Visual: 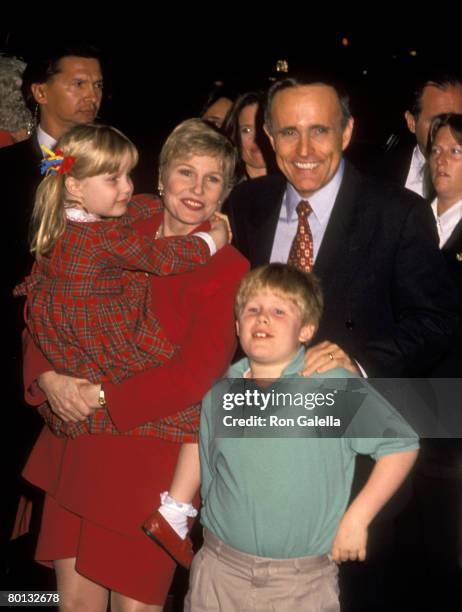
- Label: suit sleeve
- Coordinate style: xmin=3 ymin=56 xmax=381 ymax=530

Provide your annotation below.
xmin=106 ymin=254 xmax=249 ymax=430
xmin=361 ymin=200 xmax=460 ymax=376
xmin=223 ymin=182 xmax=251 ymax=259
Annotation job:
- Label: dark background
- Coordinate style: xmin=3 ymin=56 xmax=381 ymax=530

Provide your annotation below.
xmin=1 ymin=25 xmax=461 ymax=610
xmin=2 ymin=27 xmax=461 ymax=189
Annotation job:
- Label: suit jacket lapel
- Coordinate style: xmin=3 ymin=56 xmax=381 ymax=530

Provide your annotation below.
xmin=248 ymin=174 xmax=286 ymax=267
xmin=442 ymin=217 xmax=462 ymax=253
xmin=314 ymin=162 xmax=367 ymax=288
xmin=394 ymin=142 xmax=414 ymax=187
xmin=31 ymin=132 xmax=44 ymax=159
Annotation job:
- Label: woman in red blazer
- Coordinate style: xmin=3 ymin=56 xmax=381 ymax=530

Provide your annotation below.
xmin=21 ymin=119 xmax=249 ymax=610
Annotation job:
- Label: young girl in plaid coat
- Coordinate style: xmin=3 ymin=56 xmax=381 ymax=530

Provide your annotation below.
xmin=15 ymin=123 xmax=229 ymax=439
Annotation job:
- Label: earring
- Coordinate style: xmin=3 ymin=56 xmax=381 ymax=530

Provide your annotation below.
xmin=158 ymin=185 xmax=164 ymax=197
xmin=26 ymin=119 xmax=34 ymax=137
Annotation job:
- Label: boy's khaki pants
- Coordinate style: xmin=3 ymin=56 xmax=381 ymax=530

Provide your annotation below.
xmin=184 ymin=529 xmax=340 ymax=611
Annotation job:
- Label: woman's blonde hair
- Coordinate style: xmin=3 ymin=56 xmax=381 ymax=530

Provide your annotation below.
xmin=159 ymin=118 xmax=237 ymax=193
xmin=30 ymin=124 xmax=138 ymax=259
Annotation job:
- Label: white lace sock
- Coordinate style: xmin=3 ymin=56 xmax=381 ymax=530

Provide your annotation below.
xmin=158 ymin=491 xmax=197 ymax=539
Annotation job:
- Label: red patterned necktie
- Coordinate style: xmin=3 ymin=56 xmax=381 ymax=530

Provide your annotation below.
xmin=287 ymin=200 xmax=314 ymax=272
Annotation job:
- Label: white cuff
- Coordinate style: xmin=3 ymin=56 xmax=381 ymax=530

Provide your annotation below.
xmin=355 ymin=360 xmax=368 ymax=378
xmin=194 ymin=232 xmax=217 ymax=256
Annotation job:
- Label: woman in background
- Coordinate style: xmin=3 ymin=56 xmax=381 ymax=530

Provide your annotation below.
xmin=417 ymin=112 xmax=462 ymax=607
xmin=223 ymin=91 xmax=268 ymax=182
xmin=200 ymin=82 xmax=236 ymax=129
xmin=427 ymin=113 xmax=462 ymax=306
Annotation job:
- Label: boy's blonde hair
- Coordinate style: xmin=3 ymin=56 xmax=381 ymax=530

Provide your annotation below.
xmin=159 ymin=118 xmax=236 ymax=194
xmin=30 ymin=124 xmax=138 ymax=259
xmin=235 ymin=263 xmax=324 ymax=330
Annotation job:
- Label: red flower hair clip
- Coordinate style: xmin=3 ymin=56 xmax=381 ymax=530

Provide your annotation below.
xmin=40 ymin=146 xmax=77 ymax=176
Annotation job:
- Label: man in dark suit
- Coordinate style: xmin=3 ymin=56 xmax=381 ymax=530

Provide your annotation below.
xmin=3 ymin=42 xmax=104 ymax=399
xmin=2 ymin=42 xmax=103 ymax=287
xmin=225 ymin=77 xmax=459 ymax=610
xmin=1 ymin=43 xmax=103 ymax=573
xmin=226 ymin=77 xmax=458 ymax=378
xmin=382 ymin=72 xmax=462 ymax=197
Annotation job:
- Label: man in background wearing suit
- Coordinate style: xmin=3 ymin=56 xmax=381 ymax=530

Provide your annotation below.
xmin=2 ymin=41 xmax=104 ymax=397
xmin=225 ymin=76 xmax=459 ymax=610
xmin=1 ymin=43 xmax=103 ymax=580
xmin=2 ymin=43 xmax=103 ymax=285
xmin=385 ymin=72 xmax=462 ymax=197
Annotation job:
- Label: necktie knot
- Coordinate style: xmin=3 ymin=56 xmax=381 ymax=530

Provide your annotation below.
xmin=296 ymin=200 xmax=312 ymax=217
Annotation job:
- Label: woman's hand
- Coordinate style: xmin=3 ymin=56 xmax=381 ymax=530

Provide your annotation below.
xmin=208 ymin=212 xmax=232 ymax=249
xmin=301 ymin=341 xmax=360 ymax=376
xmin=38 ymin=371 xmax=98 ymax=423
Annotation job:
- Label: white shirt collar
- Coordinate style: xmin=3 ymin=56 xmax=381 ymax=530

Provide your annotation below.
xmin=430 ymin=198 xmax=462 ymax=247
xmin=65 ymin=207 xmax=100 ymax=223
xmin=284 ymin=159 xmax=345 ymax=227
xmin=405 ymin=145 xmax=426 ymax=197
xmin=37 ymin=125 xmax=57 ymax=154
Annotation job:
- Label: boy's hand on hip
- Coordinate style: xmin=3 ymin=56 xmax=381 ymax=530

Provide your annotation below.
xmin=331 ymin=511 xmax=368 ymax=564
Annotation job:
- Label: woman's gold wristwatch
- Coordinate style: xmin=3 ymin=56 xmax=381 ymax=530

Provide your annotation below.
xmin=98 ymin=385 xmax=107 ymax=407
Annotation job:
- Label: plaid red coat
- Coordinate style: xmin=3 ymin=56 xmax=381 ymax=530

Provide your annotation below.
xmin=36 ymin=402 xmax=201 ymax=442
xmin=16 ymin=195 xmax=209 ymax=439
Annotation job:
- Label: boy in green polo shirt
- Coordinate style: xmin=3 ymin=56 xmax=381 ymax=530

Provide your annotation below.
xmin=185 ymin=264 xmax=418 ymax=611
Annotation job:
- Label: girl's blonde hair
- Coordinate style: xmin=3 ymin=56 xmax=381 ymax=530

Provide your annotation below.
xmin=30 ymin=124 xmax=138 ymax=259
